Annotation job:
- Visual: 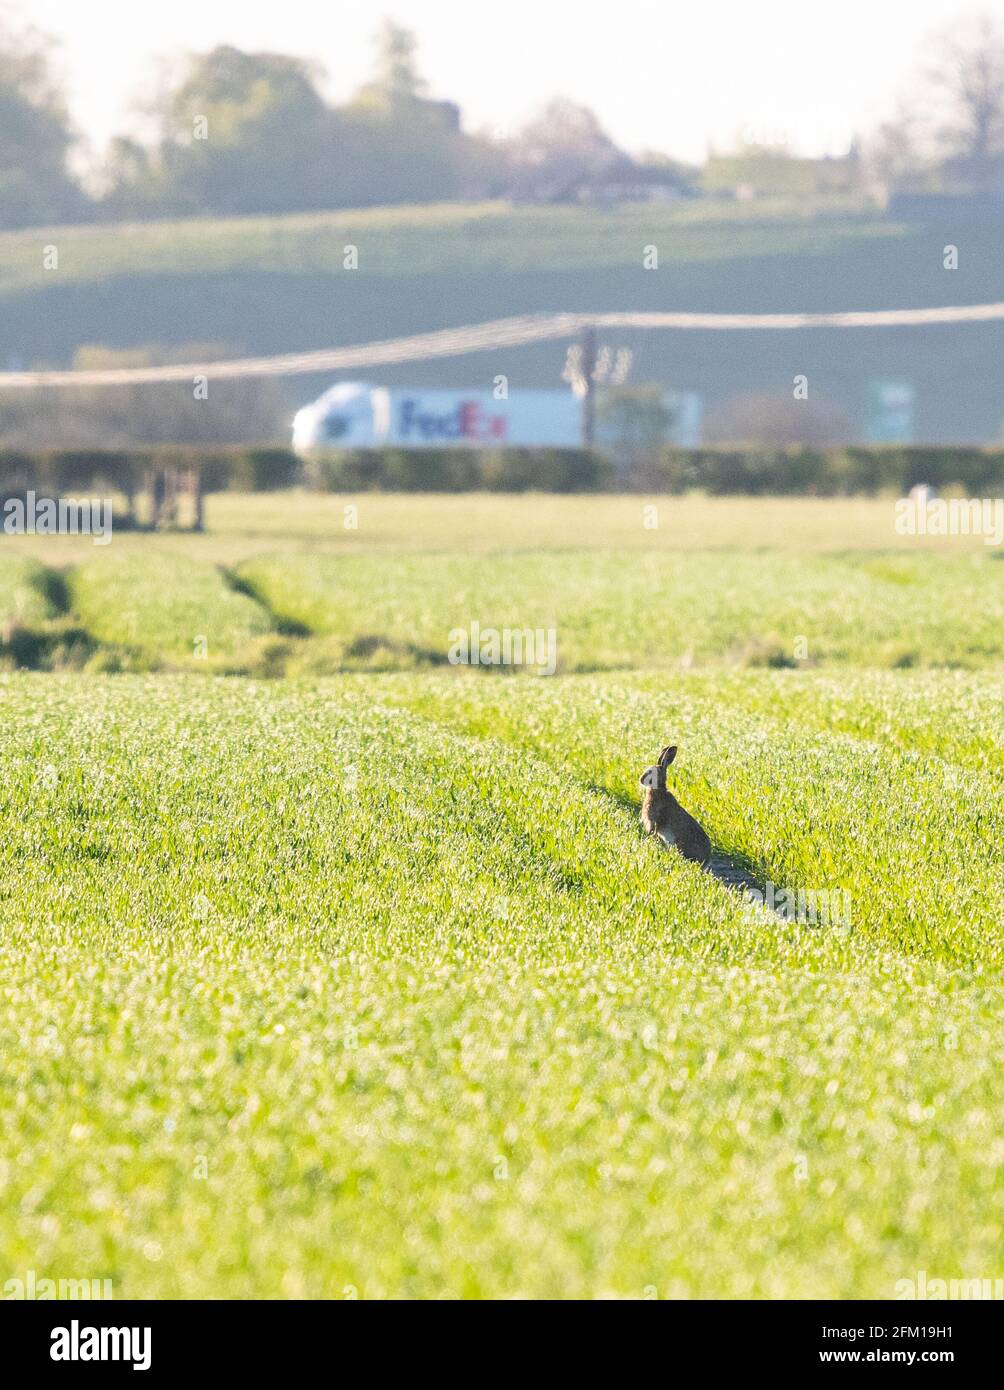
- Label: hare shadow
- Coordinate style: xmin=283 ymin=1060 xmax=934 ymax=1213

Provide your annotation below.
xmin=591 ymin=781 xmax=769 ymax=904
xmin=703 ymin=849 xmax=763 ymax=896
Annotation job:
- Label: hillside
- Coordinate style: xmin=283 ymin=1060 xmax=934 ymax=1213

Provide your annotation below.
xmin=3 ymin=196 xmax=1003 ymax=441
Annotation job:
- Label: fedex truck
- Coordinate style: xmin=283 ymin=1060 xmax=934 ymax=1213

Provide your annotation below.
xmin=292 ymin=381 xmax=703 ymax=453
xmin=292 ymin=383 xmax=583 ymax=452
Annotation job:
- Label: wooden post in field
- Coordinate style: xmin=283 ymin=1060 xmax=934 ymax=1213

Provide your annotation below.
xmin=151 ymin=468 xmax=166 ymax=529
xmin=190 ymin=466 xmax=204 ymax=531
xmin=144 ymin=466 xmax=158 ymax=530
xmin=120 ymin=477 xmax=135 ymax=529
xmin=580 ymin=325 xmax=597 ymax=448
xmin=164 ymin=467 xmax=179 ymax=527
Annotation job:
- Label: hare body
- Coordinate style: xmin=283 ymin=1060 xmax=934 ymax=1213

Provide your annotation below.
xmin=639 ymin=745 xmax=712 ymax=866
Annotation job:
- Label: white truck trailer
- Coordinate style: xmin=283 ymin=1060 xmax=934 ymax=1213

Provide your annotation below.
xmin=292 ymin=381 xmax=702 ymax=452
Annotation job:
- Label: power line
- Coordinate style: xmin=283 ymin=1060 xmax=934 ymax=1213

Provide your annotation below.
xmin=3 ymin=303 xmax=1003 ymax=388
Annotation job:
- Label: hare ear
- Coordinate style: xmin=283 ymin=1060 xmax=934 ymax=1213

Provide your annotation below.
xmin=659 ymin=745 xmax=678 ymax=768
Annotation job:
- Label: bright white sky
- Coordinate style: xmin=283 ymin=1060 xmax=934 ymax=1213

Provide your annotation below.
xmin=20 ymin=0 xmax=1004 ymax=162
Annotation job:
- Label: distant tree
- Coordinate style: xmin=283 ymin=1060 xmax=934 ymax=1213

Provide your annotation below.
xmin=864 ymin=104 xmax=938 ymax=192
xmin=926 ymin=14 xmax=1004 ymax=187
xmin=102 ymin=26 xmax=476 ymax=217
xmin=142 ymin=46 xmax=336 ymax=216
xmin=704 ymin=391 xmax=852 ymax=447
xmin=505 ymin=99 xmax=624 ymax=201
xmin=0 ymin=13 xmax=87 ymax=228
xmin=873 ymin=14 xmax=1004 ymax=193
xmin=368 ymin=18 xmax=427 ymax=101
xmin=341 ymin=21 xmax=470 ymax=206
xmin=597 ymin=386 xmax=672 ymax=449
xmin=633 ymin=150 xmax=699 ymax=191
xmin=595 ymin=385 xmax=674 ymax=484
xmin=98 ymin=136 xmax=162 ymax=217
xmin=0 ymin=343 xmax=287 ymax=446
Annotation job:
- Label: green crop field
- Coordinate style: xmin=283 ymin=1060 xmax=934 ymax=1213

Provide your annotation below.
xmin=0 ymin=494 xmax=1001 ymax=1298
xmin=0 ymin=196 xmax=893 ymax=292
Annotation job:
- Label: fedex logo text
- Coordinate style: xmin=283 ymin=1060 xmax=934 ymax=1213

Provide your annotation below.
xmin=397 ymin=398 xmax=507 ymax=442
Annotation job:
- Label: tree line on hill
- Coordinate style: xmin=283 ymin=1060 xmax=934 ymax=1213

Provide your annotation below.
xmin=0 ymin=16 xmax=691 ymax=229
xmin=3 ymin=13 xmax=1004 ymax=230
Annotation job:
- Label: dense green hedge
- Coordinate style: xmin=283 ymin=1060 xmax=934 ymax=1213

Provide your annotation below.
xmin=2 ymin=445 xmax=1003 ymax=497
xmin=653 ymin=446 xmax=1004 ymax=496
xmin=0 ymin=448 xmax=298 ymax=497
xmin=304 ymin=447 xmax=612 ymax=492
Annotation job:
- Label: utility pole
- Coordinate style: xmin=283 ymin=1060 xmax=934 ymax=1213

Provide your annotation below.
xmin=580 ymin=325 xmax=596 ymax=448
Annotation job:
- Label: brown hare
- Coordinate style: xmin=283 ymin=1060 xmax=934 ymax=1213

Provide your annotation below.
xmin=639 ymin=745 xmax=712 ymax=865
